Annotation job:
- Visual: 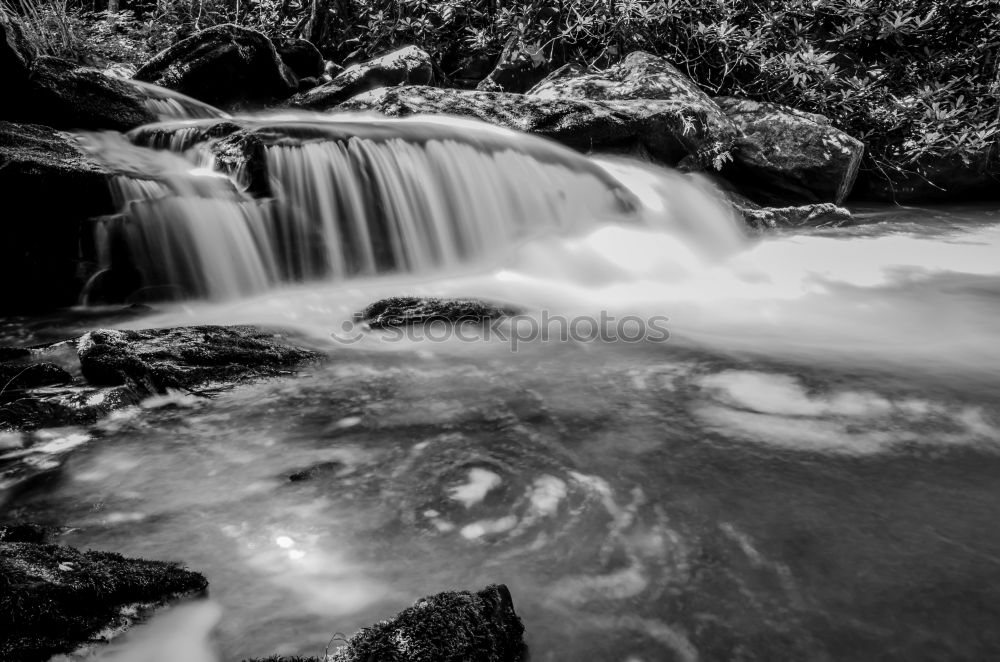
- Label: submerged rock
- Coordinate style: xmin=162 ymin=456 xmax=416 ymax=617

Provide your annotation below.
xmin=77 ymin=326 xmax=321 ymax=393
xmin=135 ymin=24 xmax=298 ymax=106
xmin=337 ymin=85 xmax=709 ymax=166
xmin=715 ymin=97 xmax=864 ymax=205
xmin=331 ymin=584 xmax=525 ymax=662
xmin=290 ymin=45 xmax=433 ymax=110
xmin=737 ymin=202 xmax=853 ymax=230
xmin=527 ymin=51 xmax=739 ymax=170
xmin=358 ymin=297 xmax=520 ymax=329
xmin=0 ymin=121 xmax=116 ymax=310
xmin=0 ymin=539 xmax=206 ymax=661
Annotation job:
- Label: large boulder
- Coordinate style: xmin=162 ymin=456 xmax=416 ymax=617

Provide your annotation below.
xmin=20 ymin=56 xmax=159 ymax=131
xmin=526 ymin=51 xmax=739 ymax=169
xmin=337 ymin=85 xmax=711 ymax=166
xmin=0 ymin=538 xmax=206 ymax=661
xmin=134 ymin=24 xmax=298 ymax=106
xmin=0 ymin=122 xmax=116 ymax=310
xmin=273 ymin=37 xmax=324 ymax=80
xmin=715 ymin=97 xmax=864 ymax=204
xmin=290 ymin=45 xmax=433 ymax=110
xmin=331 ymin=584 xmax=525 ymax=661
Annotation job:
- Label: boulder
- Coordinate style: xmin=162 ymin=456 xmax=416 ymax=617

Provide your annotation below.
xmin=77 ymin=325 xmax=321 ymax=393
xmin=714 ymin=97 xmax=864 ymax=204
xmin=290 ymin=45 xmax=433 ymax=110
xmin=0 ymin=122 xmax=116 ymax=311
xmin=337 ymin=86 xmax=711 ymax=166
xmin=331 ymin=584 xmax=525 ymax=662
xmin=358 ymin=296 xmax=521 ymax=329
xmin=134 ymin=24 xmax=298 ymax=106
xmin=477 ymin=37 xmax=550 ymax=93
xmin=273 ymin=37 xmax=324 ymax=80
xmin=526 ymin=51 xmax=739 ymax=169
xmin=0 ymin=539 xmax=206 ymax=661
xmin=21 ymin=56 xmax=159 ymax=131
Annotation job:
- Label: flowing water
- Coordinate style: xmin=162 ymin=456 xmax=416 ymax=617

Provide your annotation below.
xmin=3 ymin=106 xmax=1000 ymax=661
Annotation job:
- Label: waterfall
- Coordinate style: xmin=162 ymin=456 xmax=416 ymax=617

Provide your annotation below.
xmin=83 ymin=115 xmax=645 ymax=302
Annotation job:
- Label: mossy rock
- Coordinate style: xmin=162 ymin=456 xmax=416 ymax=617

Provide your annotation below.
xmin=357 ymin=297 xmax=521 ymax=329
xmin=332 ymin=584 xmax=525 ymax=662
xmin=77 ymin=325 xmax=321 ymax=393
xmin=0 ymin=540 xmax=207 ymax=661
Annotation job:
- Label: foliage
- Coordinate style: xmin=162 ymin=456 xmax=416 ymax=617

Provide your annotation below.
xmin=4 ymin=0 xmax=999 ymax=188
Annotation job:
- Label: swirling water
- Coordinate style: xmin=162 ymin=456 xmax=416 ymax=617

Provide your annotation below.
xmin=4 ymin=114 xmax=1000 ymax=661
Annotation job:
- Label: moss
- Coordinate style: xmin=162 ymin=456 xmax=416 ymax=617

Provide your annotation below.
xmin=331 ymin=584 xmax=525 ymax=662
xmin=357 ymin=297 xmax=521 ymax=330
xmin=0 ymin=541 xmax=207 ymax=661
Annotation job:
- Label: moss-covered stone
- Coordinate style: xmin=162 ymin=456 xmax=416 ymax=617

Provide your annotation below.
xmin=715 ymin=96 xmax=864 ymax=205
xmin=358 ymin=297 xmax=521 ymax=330
xmin=135 ymin=24 xmax=298 ymax=106
xmin=77 ymin=325 xmax=321 ymax=393
xmin=290 ymin=45 xmax=433 ymax=110
xmin=330 ymin=584 xmax=525 ymax=662
xmin=0 ymin=540 xmax=207 ymax=661
xmin=527 ymin=51 xmax=738 ymax=170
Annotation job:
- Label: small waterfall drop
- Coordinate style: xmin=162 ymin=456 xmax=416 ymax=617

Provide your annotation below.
xmin=82 ymin=114 xmax=688 ymax=302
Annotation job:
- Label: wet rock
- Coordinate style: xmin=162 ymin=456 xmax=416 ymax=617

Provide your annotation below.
xmin=0 ymin=522 xmax=48 ymax=543
xmin=0 ymin=385 xmax=140 ymax=431
xmin=330 ymin=584 xmax=525 ymax=662
xmin=134 ymin=24 xmax=298 ymax=106
xmin=337 ymin=86 xmax=709 ymax=166
xmin=358 ymin=297 xmax=520 ymax=330
xmin=0 ymin=540 xmax=207 ymax=661
xmin=715 ymin=97 xmax=864 ymax=205
xmin=477 ymin=38 xmax=549 ymax=93
xmin=0 ymin=362 xmax=72 ymax=391
xmin=288 ymin=461 xmax=344 ymax=482
xmin=737 ymin=202 xmax=853 ymax=230
xmin=290 ymin=45 xmax=433 ymax=110
xmin=527 ymin=51 xmax=739 ymax=170
xmin=274 ymin=37 xmax=325 ymax=80
xmin=77 ymin=326 xmax=321 ymax=393
xmin=0 ymin=122 xmax=116 ymax=311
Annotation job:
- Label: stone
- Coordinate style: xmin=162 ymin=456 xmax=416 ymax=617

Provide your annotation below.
xmin=290 ymin=45 xmax=433 ymax=110
xmin=526 ymin=51 xmax=739 ymax=169
xmin=134 ymin=24 xmax=298 ymax=106
xmin=77 ymin=326 xmax=321 ymax=393
xmin=0 ymin=539 xmax=206 ymax=661
xmin=330 ymin=584 xmax=526 ymax=662
xmin=715 ymin=97 xmax=864 ymax=204
xmin=337 ymin=85 xmax=711 ymax=166
xmin=357 ymin=297 xmax=521 ymax=329
xmin=0 ymin=121 xmax=116 ymax=311
xmin=737 ymin=202 xmax=853 ymax=230
xmin=274 ymin=37 xmax=325 ymax=80
xmin=0 ymin=362 xmax=72 ymax=391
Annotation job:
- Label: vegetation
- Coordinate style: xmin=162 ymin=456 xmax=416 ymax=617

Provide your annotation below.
xmin=3 ymin=0 xmax=999 ymax=190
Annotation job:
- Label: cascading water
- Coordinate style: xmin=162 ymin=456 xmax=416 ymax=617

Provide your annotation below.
xmin=82 ymin=114 xmax=653 ymax=302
